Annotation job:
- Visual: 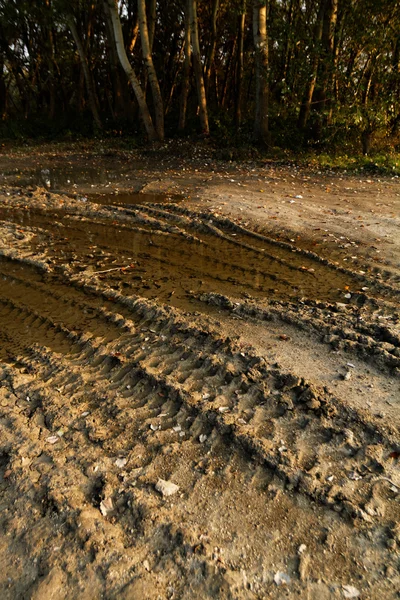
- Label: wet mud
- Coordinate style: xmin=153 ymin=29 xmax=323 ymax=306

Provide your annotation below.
xmin=0 ymin=170 xmax=399 ymax=599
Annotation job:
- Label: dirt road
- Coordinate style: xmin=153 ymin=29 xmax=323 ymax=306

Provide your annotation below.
xmin=0 ymin=146 xmax=399 ymax=599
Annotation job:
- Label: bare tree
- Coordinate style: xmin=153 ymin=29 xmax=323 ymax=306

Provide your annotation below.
xmin=106 ymin=0 xmax=158 ymax=141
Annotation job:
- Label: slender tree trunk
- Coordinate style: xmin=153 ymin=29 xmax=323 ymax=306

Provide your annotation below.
xmin=179 ymin=3 xmax=191 ymax=131
xmin=314 ymin=0 xmax=338 ymax=118
xmin=165 ymin=42 xmax=185 ymax=115
xmin=253 ymin=0 xmax=269 ymax=145
xmin=298 ymin=0 xmax=324 ymax=129
xmin=107 ymin=0 xmax=158 ymax=141
xmin=103 ymin=0 xmax=131 ymax=118
xmin=205 ymin=0 xmax=219 ymax=93
xmin=148 ymin=0 xmax=156 ymax=53
xmin=129 ymin=16 xmax=140 ymax=53
xmin=188 ymin=0 xmax=209 ymax=135
xmin=0 ymin=56 xmax=6 ymax=118
xmin=66 ymin=15 xmax=103 ymax=129
xmin=137 ymin=0 xmax=164 ymax=140
xmin=235 ymin=0 xmax=246 ymax=127
xmin=221 ymin=36 xmax=237 ymax=109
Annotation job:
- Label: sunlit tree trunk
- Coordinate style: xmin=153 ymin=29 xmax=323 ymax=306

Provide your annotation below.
xmin=137 ymin=0 xmax=164 ymax=140
xmin=189 ymin=0 xmax=209 ymax=135
xmin=253 ymin=0 xmax=269 ymax=145
xmin=107 ymin=0 xmax=158 ymax=141
xmin=103 ymin=0 xmax=131 ymax=118
xmin=66 ymin=15 xmax=102 ymax=130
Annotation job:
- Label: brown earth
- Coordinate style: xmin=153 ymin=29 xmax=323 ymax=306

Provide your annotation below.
xmin=0 ymin=144 xmax=399 ymax=599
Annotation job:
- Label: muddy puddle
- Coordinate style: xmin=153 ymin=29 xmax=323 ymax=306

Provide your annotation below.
xmin=4 ymin=165 xmax=183 ymax=206
xmin=0 ymin=200 xmax=381 ymax=316
xmin=79 ymin=191 xmax=183 ymax=206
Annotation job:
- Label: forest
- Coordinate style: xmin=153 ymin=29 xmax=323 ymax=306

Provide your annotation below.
xmin=0 ymin=0 xmax=399 ymax=153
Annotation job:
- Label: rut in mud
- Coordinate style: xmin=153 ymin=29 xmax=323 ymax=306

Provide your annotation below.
xmin=0 ymin=183 xmax=399 ymax=599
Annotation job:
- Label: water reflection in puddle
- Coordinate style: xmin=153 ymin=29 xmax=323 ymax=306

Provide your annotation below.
xmin=6 ymin=165 xmax=183 ymax=205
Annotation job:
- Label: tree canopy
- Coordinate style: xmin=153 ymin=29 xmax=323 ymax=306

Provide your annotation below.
xmin=0 ymin=0 xmax=399 ymax=152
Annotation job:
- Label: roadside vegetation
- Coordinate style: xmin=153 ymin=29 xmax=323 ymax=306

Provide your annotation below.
xmin=0 ymin=0 xmax=399 ymax=160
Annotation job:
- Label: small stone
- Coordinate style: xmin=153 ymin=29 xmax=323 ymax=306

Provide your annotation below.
xmin=274 ymin=571 xmax=291 ymax=585
xmin=143 ymin=559 xmax=150 ymax=572
xmin=100 ymin=497 xmax=114 ymax=516
xmin=343 ymin=371 xmax=352 ymax=381
xmin=46 ymin=435 xmax=60 ymax=444
xmin=173 ymin=425 xmax=182 ymax=432
xmin=386 ymin=538 xmax=396 ymax=550
xmin=155 ymin=478 xmax=179 ymax=497
xmin=149 ymin=424 xmax=158 ymax=431
xmin=342 ymin=584 xmax=360 ymax=598
xmin=298 ymin=544 xmax=307 ymax=554
xmin=199 ymin=434 xmax=208 ymax=443
xmin=115 ymin=458 xmax=127 ymax=468
xmin=218 ymin=406 xmax=230 ymax=413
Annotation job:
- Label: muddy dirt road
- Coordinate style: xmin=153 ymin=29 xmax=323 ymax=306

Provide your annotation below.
xmin=0 ymin=146 xmax=399 ymax=599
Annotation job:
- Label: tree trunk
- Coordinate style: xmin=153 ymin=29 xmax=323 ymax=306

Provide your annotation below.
xmin=253 ymin=0 xmax=269 ymax=145
xmin=235 ymin=0 xmax=246 ymax=127
xmin=314 ymin=0 xmax=338 ymax=123
xmin=103 ymin=0 xmax=131 ymax=118
xmin=205 ymin=0 xmax=219 ymax=93
xmin=66 ymin=15 xmax=103 ymax=130
xmin=298 ymin=0 xmax=324 ymax=129
xmin=137 ymin=0 xmax=164 ymax=140
xmin=107 ymin=0 xmax=158 ymax=141
xmin=221 ymin=36 xmax=237 ymax=109
xmin=148 ymin=0 xmax=156 ymax=53
xmin=0 ymin=56 xmax=6 ymax=118
xmin=179 ymin=3 xmax=192 ymax=131
xmin=188 ymin=0 xmax=209 ymax=135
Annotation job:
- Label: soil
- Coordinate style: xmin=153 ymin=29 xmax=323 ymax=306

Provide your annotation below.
xmin=0 ymin=143 xmax=399 ymax=599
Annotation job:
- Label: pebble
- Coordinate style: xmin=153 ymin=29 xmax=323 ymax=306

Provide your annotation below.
xmin=100 ymin=497 xmax=114 ymax=516
xmin=46 ymin=435 xmax=60 ymax=444
xmin=274 ymin=571 xmax=291 ymax=585
xmin=199 ymin=434 xmax=208 ymax=443
xmin=155 ymin=478 xmax=179 ymax=497
xmin=342 ymin=585 xmax=360 ymax=598
xmin=115 ymin=458 xmax=127 ymax=468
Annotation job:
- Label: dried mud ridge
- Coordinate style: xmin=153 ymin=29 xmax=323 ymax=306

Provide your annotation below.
xmin=0 ymin=188 xmax=399 ymax=599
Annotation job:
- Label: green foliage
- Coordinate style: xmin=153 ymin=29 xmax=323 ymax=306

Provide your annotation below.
xmin=0 ymin=0 xmax=399 ymax=155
